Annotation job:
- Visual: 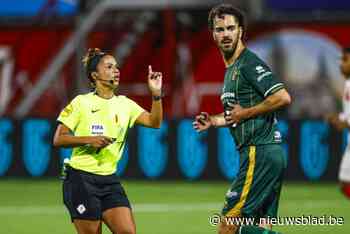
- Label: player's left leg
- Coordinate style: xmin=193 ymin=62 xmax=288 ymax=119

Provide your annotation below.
xmin=102 ymin=207 xmax=136 ymax=234
xmin=256 ymin=144 xmax=286 ymax=232
xmin=219 ymin=145 xmax=285 ymax=234
xmin=237 ymin=226 xmax=281 ymax=234
xmin=219 ymin=220 xmax=282 ymax=234
xmin=258 ymin=179 xmax=283 ymax=231
xmin=218 ymin=220 xmax=280 ymax=234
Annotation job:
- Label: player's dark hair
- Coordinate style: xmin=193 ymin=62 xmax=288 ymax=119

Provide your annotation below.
xmin=208 ymin=4 xmax=246 ymax=39
xmin=344 ymin=47 xmax=350 ymax=54
xmin=82 ymin=48 xmax=107 ymax=88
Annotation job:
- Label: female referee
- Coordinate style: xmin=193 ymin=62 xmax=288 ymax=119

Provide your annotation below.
xmin=53 ymin=48 xmax=163 ymax=234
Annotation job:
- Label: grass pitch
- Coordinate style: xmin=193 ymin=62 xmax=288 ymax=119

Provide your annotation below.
xmin=0 ymin=179 xmax=348 ymax=234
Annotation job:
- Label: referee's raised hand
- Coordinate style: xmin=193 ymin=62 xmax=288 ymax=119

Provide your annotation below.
xmin=148 ymin=65 xmax=162 ymax=97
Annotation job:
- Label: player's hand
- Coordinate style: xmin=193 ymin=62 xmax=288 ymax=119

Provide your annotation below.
xmin=148 ymin=65 xmax=162 ymax=97
xmin=324 ymin=113 xmax=340 ymax=128
xmin=193 ymin=112 xmax=212 ymax=132
xmin=224 ymin=103 xmax=246 ymax=125
xmin=86 ymin=136 xmax=114 ymax=148
xmin=324 ymin=113 xmax=338 ymax=124
xmin=325 ymin=113 xmax=346 ymax=131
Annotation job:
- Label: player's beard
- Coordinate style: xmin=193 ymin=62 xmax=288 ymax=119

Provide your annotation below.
xmin=222 ymin=39 xmax=238 ymax=61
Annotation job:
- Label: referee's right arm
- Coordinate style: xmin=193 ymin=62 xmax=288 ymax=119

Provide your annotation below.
xmin=53 ymin=124 xmax=113 ymax=148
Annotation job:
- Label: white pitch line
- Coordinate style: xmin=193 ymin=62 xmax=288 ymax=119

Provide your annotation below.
xmin=0 ymin=203 xmax=222 ymax=215
xmin=0 ymin=200 xmax=344 ymax=215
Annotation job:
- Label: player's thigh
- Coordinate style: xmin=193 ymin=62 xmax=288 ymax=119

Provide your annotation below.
xmin=221 ymin=146 xmax=256 ymax=217
xmin=222 ymin=145 xmax=285 ymax=218
xmin=102 ymin=207 xmax=136 ymax=234
xmin=73 ymin=219 xmax=102 ymax=234
xmin=250 ymin=145 xmax=285 ymax=218
xmin=258 ymin=185 xmax=282 ymax=229
xmin=260 ymin=178 xmax=283 ymax=218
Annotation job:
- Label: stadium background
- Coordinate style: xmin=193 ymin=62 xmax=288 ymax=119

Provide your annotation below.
xmin=0 ymin=0 xmax=349 ymax=233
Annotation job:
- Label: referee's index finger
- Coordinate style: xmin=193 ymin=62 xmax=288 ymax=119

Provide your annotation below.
xmin=148 ymin=65 xmax=153 ymax=74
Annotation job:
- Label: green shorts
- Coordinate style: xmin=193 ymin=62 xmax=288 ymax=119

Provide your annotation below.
xmin=221 ymin=144 xmax=287 ymax=219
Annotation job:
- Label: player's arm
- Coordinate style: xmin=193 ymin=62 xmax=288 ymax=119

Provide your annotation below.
xmin=246 ymin=88 xmax=291 ymax=117
xmin=193 ymin=112 xmax=228 ymax=132
xmin=225 ymin=63 xmax=291 ymax=124
xmin=225 ymin=89 xmax=291 ymax=124
xmin=325 ymin=113 xmax=350 ymax=131
xmin=210 ymin=113 xmax=227 ymax=127
xmin=53 ymin=124 xmax=113 ymax=148
xmin=135 ymin=65 xmax=163 ymax=128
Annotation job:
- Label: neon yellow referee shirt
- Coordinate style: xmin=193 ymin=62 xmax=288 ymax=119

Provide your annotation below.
xmin=57 ymin=92 xmax=145 ymax=175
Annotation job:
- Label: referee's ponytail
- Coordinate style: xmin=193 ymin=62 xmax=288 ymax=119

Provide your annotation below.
xmin=82 ymin=48 xmax=107 ymax=88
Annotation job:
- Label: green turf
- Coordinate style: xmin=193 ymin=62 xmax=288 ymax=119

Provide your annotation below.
xmin=0 ymin=179 xmax=348 ymax=234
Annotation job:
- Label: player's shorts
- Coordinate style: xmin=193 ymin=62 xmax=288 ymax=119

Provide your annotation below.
xmin=63 ymin=166 xmax=131 ymax=221
xmin=339 ymin=145 xmax=350 ymax=182
xmin=221 ymin=144 xmax=287 ymax=220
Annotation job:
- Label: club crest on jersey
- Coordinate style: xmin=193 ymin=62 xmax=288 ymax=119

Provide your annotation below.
xmin=232 ymin=69 xmax=239 ymax=80
xmin=91 ymin=124 xmax=104 ymax=135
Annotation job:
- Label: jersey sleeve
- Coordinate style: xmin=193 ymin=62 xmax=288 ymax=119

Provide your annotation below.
xmin=125 ymin=97 xmax=145 ymax=128
xmin=57 ymin=96 xmax=81 ymax=132
xmin=241 ymin=63 xmax=284 ymax=97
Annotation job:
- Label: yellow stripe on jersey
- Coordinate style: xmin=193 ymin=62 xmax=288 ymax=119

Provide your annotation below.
xmin=226 ymin=146 xmax=256 ymax=217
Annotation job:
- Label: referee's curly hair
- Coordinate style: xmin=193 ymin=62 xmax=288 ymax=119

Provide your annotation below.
xmin=82 ymin=48 xmax=108 ymax=88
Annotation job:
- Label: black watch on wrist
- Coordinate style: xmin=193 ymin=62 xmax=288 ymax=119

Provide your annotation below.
xmin=152 ymin=95 xmax=162 ymax=101
xmin=152 ymin=91 xmax=163 ymax=101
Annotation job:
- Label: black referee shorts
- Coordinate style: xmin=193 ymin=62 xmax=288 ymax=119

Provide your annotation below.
xmin=62 ymin=167 xmax=131 ymax=221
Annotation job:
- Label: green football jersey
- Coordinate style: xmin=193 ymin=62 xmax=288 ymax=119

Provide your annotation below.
xmin=221 ymin=48 xmax=284 ymax=149
xmin=57 ymin=92 xmax=145 ymax=175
